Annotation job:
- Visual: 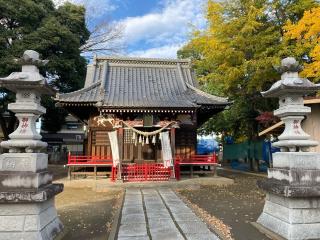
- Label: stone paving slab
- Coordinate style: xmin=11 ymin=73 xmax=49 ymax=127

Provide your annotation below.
xmin=122 ymin=207 xmax=144 ymax=215
xmin=118 ymin=237 xmax=150 ymax=240
xmin=124 ymin=196 xmax=142 ymax=203
xmin=117 ymin=188 xmax=220 ymax=240
xmin=172 ymin=212 xmax=200 ymax=222
xmin=147 ymin=218 xmax=179 ymax=228
xmin=185 ymin=233 xmax=220 ymax=240
xmin=178 ymin=221 xmax=212 ymax=234
xmin=147 ymin=211 xmax=171 ymax=219
xmin=126 ymin=189 xmax=141 ymax=195
xmin=150 ymin=230 xmax=184 ymax=240
xmin=121 ymin=213 xmax=146 ymax=224
xmin=118 ymin=223 xmax=148 ymax=237
xmin=168 ymin=205 xmax=194 ymax=214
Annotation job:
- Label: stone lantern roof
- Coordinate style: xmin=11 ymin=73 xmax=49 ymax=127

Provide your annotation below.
xmin=0 ymin=50 xmax=55 ymax=95
xmin=261 ymin=57 xmax=320 ymax=98
xmin=260 ymin=57 xmax=320 ymax=152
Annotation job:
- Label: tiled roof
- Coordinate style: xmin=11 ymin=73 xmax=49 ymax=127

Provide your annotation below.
xmin=56 ymin=56 xmax=228 ymax=109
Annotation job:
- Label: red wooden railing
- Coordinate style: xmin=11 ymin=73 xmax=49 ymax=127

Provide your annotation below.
xmin=68 ymin=153 xmax=218 ymax=181
xmin=174 ymin=153 xmax=219 ymax=180
xmin=178 ymin=153 xmax=218 ymax=164
xmin=121 ymin=163 xmax=172 ymax=182
xmin=67 ymin=153 xmax=113 ymax=165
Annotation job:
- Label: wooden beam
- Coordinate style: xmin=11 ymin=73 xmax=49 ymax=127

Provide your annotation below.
xmin=304 ymin=98 xmax=320 ymax=105
xmin=258 ymin=121 xmax=284 ymax=137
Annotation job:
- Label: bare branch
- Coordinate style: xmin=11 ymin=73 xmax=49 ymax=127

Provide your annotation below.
xmin=80 ymin=21 xmax=124 ymax=54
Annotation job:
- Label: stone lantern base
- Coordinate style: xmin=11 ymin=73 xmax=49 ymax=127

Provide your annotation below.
xmin=0 ymin=153 xmax=63 ymax=240
xmin=257 ymin=152 xmax=320 ymax=240
xmin=0 ymin=199 xmax=63 ymax=240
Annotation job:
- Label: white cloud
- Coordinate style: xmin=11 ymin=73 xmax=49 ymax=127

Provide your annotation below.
xmin=54 ymin=0 xmax=207 ymax=58
xmin=53 ymin=0 xmax=117 ymax=20
xmin=120 ymin=0 xmax=206 ymax=58
xmin=129 ymin=43 xmax=184 ymax=58
xmin=122 ymin=0 xmax=206 ymax=44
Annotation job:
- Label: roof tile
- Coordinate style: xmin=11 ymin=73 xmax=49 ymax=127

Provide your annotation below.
xmin=56 ymin=56 xmax=228 ymax=108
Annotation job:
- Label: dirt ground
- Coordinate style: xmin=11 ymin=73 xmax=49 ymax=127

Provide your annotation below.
xmin=50 ymin=165 xmax=270 ymax=240
xmin=49 ymin=165 xmax=123 ymax=240
xmin=178 ymin=169 xmax=270 ymax=240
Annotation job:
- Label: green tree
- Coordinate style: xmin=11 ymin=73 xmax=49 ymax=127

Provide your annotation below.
xmin=179 ymin=0 xmax=318 ymax=142
xmin=0 ymin=0 xmax=90 ymax=136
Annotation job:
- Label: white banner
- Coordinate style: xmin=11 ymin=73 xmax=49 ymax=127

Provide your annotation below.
xmin=108 ymin=130 xmax=120 ymax=167
xmin=160 ymin=131 xmax=173 ymax=167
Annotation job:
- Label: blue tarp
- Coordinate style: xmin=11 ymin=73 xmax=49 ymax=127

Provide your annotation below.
xmin=197 ymin=138 xmax=219 ymax=154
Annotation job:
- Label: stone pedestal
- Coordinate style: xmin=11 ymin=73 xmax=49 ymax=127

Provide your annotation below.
xmin=257 ymin=57 xmax=320 ymax=240
xmin=257 ymin=152 xmax=320 ymax=240
xmin=0 ymin=50 xmax=63 ymax=239
xmin=0 ymin=199 xmax=62 ymax=240
xmin=0 ymin=153 xmax=63 ymax=239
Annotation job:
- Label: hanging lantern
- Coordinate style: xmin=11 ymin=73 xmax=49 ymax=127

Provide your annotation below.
xmin=146 ymin=136 xmax=149 ymax=144
xmin=152 ymin=135 xmax=156 ymax=145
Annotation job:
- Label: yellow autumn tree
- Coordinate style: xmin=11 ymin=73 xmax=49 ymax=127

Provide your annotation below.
xmin=178 ymin=0 xmax=318 ymax=141
xmin=284 ymin=7 xmax=320 ymax=81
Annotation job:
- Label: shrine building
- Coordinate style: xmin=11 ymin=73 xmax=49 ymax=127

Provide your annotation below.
xmin=55 ymin=56 xmax=229 ymax=181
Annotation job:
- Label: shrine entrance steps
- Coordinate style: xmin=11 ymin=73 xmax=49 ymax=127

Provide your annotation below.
xmin=117 ymin=188 xmax=219 ymax=240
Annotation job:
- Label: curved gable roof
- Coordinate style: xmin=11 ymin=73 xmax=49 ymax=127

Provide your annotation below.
xmin=56 ymin=56 xmax=229 ymax=109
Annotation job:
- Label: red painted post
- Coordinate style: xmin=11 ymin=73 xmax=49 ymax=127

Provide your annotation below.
xmin=174 ymin=157 xmax=181 ymax=180
xmin=213 ymin=152 xmax=217 ymax=163
xmin=144 ymin=164 xmax=147 ymax=181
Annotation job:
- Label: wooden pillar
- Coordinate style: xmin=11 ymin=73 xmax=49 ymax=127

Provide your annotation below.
xmin=117 ymin=128 xmax=124 ymax=180
xmin=88 ymin=129 xmax=92 ymax=155
xmin=170 ymin=128 xmax=176 ymax=179
xmin=138 ymin=142 xmax=142 ymax=161
xmin=170 ymin=128 xmax=176 ymax=157
xmin=68 ymin=167 xmax=71 ymax=180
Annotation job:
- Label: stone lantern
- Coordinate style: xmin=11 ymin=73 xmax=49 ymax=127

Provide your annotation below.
xmin=256 ymin=57 xmax=320 ymax=240
xmin=0 ymin=50 xmax=63 ymax=239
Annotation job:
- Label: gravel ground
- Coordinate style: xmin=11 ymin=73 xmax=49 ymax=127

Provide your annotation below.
xmin=178 ymin=169 xmax=270 ymax=240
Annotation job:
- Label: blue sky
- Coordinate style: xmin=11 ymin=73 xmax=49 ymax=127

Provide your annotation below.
xmin=57 ymin=0 xmax=207 ymax=58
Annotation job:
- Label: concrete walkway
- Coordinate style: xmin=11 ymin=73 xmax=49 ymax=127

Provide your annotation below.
xmin=117 ymin=188 xmax=219 ymax=240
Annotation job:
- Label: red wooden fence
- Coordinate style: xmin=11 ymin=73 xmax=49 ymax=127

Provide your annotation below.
xmin=121 ymin=163 xmax=172 ymax=182
xmin=68 ymin=153 xmax=218 ymax=181
xmin=174 ymin=153 xmax=219 ymax=180
xmin=67 ymin=153 xmax=113 ymax=165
